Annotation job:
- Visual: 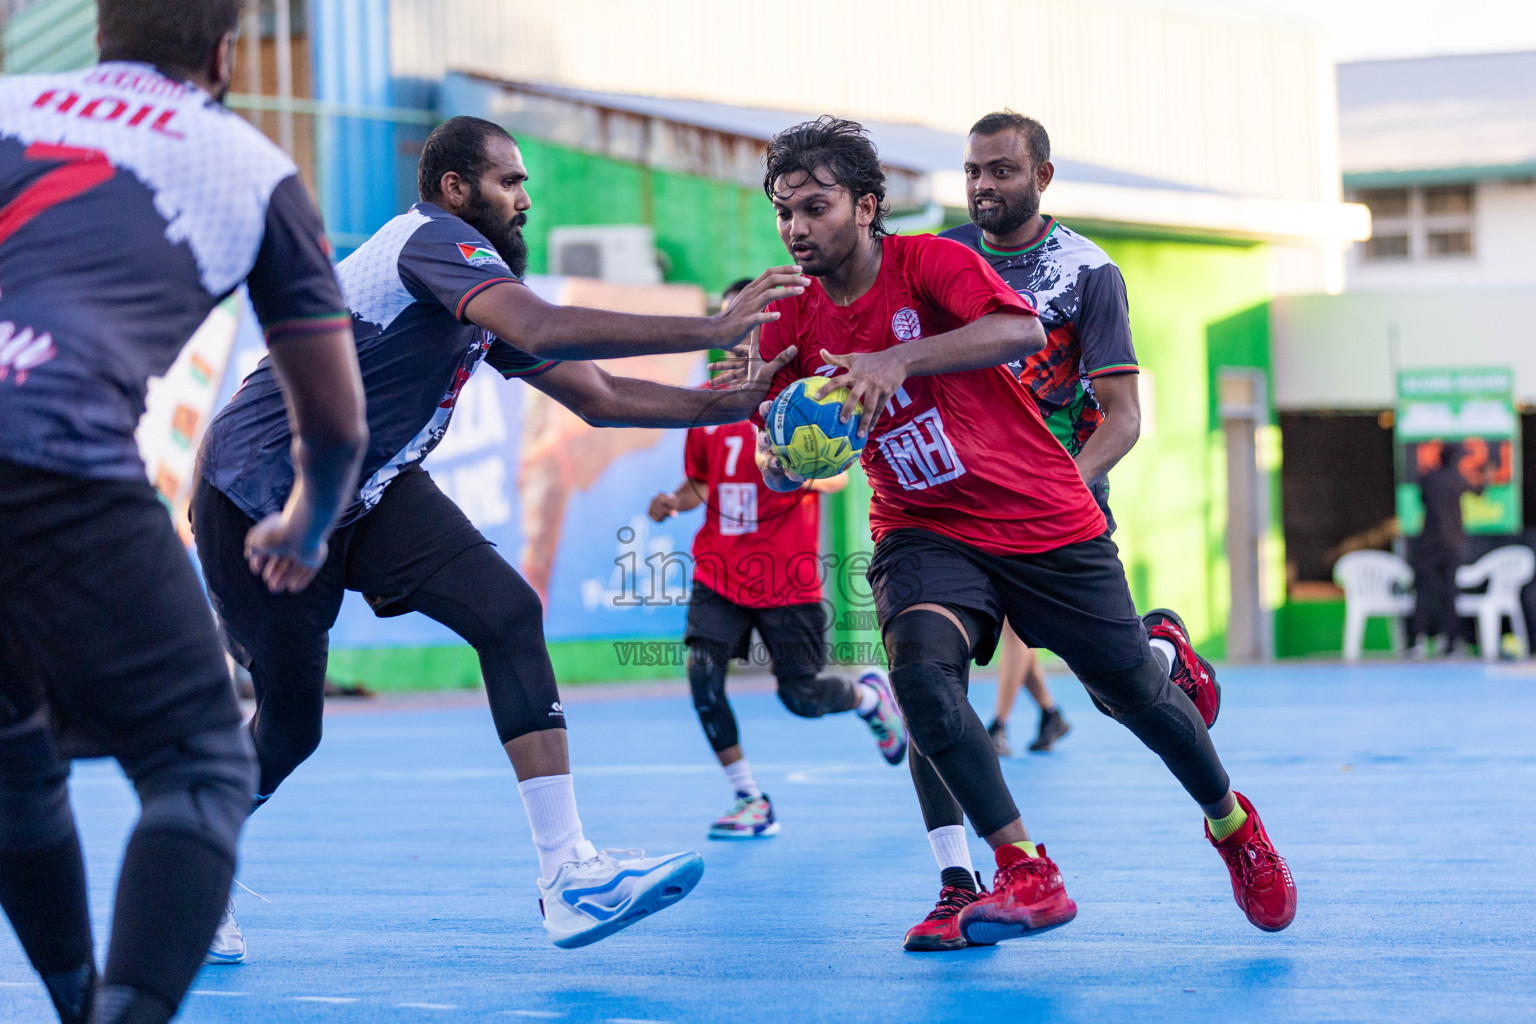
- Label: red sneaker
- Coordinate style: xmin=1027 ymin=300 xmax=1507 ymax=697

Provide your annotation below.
xmin=903 ymin=883 xmax=988 ymax=952
xmin=957 ymin=844 xmax=1077 ymax=944
xmin=1208 ymin=792 xmax=1296 ymax=931
xmin=1143 ymin=608 xmax=1221 ymax=727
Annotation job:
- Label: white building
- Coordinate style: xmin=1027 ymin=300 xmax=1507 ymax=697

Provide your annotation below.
xmin=1340 ymin=50 xmax=1536 ymax=293
xmin=1270 ymin=51 xmax=1536 ymax=603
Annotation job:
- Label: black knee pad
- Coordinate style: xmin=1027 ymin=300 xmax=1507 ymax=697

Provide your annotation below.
xmin=0 ymin=712 xmax=73 ymax=852
xmin=883 ymin=608 xmax=975 ymax=757
xmin=889 ymin=662 xmax=968 ymax=757
xmin=687 ymin=643 xmax=737 ymax=753
xmin=120 ymin=725 xmax=256 ymax=863
xmin=773 ymin=673 xmax=823 ymax=719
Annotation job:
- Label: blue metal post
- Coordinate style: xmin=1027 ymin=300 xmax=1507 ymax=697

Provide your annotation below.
xmin=309 ymin=0 xmax=395 ymax=255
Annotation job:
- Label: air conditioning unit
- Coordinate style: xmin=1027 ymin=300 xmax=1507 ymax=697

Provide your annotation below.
xmin=547 ymin=225 xmax=662 ymax=285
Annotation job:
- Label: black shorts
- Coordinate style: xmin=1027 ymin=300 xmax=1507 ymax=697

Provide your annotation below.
xmin=192 ymin=465 xmax=491 ymax=674
xmin=867 ymin=527 xmax=1149 ymax=675
xmin=685 ymin=581 xmax=829 ymax=676
xmin=0 ymin=460 xmax=239 ymax=760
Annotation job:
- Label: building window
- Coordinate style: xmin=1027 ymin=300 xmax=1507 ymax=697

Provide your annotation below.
xmin=1353 ymin=185 xmax=1475 ymax=262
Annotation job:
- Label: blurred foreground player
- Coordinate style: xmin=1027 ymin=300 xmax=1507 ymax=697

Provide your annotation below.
xmin=648 ymin=281 xmax=906 ymax=839
xmin=194 ymin=116 xmax=804 ymax=951
xmin=0 ymin=3 xmax=367 ymax=1022
xmin=752 ymin=118 xmax=1296 ymax=952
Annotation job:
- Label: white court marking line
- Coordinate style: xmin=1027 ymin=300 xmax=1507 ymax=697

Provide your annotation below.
xmin=0 ymin=981 xmax=39 ymax=987
xmin=292 ymin=996 xmax=361 ymax=1004
xmin=397 ymin=1003 xmax=461 ymax=1010
xmin=298 ymin=762 xmax=875 ymax=784
xmin=188 ymin=990 xmax=249 ymax=997
xmin=605 ymin=1018 xmax=672 ymax=1024
xmin=500 ymin=1013 xmax=565 ymax=1019
xmin=785 ymin=763 xmax=910 ymax=785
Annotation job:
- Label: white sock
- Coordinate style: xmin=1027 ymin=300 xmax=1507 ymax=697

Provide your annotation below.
xmin=855 ymin=681 xmax=881 ymax=716
xmin=928 ymin=824 xmax=974 ymax=874
xmin=1150 ymin=637 xmax=1180 ymax=677
xmin=723 ymin=758 xmax=761 ymax=799
xmin=517 ymin=774 xmax=587 ymax=881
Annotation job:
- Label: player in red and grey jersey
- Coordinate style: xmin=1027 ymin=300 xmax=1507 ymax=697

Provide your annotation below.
xmin=940 ymin=111 xmax=1146 ymax=757
xmin=753 ymin=117 xmax=1294 ymax=952
xmin=0 ymin=4 xmax=368 ymax=1022
xmin=647 ymin=281 xmax=907 ymax=842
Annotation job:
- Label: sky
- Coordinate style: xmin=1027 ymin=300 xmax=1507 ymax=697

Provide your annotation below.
xmin=1185 ymin=0 xmax=1536 ymax=61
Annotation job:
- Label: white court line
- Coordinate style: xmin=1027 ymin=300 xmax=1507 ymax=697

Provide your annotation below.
xmin=0 ymin=981 xmax=38 ymax=987
xmin=500 ymin=1013 xmax=565 ymax=1019
xmin=397 ymin=1003 xmax=461 ymax=1010
xmin=606 ymin=1018 xmax=672 ymax=1024
xmin=188 ymin=990 xmax=249 ymax=997
xmin=292 ymin=996 xmax=361 ymax=1004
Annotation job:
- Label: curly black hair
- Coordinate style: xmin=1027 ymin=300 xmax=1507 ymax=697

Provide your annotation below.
xmin=969 ymin=110 xmax=1051 ymax=168
xmin=763 ymin=116 xmax=889 ymax=239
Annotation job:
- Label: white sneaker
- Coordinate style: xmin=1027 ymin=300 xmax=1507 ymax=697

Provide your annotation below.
xmin=537 ymin=841 xmax=704 ymax=949
xmin=204 ymin=899 xmax=246 ymax=964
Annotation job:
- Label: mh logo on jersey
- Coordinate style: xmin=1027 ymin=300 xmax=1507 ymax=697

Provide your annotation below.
xmin=892 ymin=307 xmax=922 ymax=341
xmin=457 ymin=242 xmax=508 ymax=269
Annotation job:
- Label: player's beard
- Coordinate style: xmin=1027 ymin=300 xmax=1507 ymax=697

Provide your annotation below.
xmin=970 ymin=180 xmax=1041 ymax=236
xmin=464 ymin=186 xmax=529 ymax=277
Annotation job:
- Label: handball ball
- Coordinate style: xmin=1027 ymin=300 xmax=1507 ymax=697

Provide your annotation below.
xmin=766 ymin=376 xmax=865 ymax=479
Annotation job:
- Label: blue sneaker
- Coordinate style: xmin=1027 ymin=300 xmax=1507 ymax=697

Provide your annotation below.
xmin=708 ymin=793 xmax=780 ymax=840
xmin=537 ymin=841 xmax=704 ymax=949
xmin=858 ymin=669 xmax=908 ymax=766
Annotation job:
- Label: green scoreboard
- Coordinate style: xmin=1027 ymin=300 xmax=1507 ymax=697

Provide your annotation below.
xmin=1395 ymin=367 xmax=1521 ymax=536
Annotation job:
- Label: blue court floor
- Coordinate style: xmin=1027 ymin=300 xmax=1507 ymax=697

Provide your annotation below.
xmin=4 ymin=661 xmax=1536 ymax=1024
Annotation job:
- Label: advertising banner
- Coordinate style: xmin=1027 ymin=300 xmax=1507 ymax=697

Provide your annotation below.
xmin=1395 ymin=367 xmax=1521 ymax=536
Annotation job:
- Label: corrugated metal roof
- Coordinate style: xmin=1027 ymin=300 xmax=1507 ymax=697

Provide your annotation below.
xmin=499 ymin=79 xmax=1208 ymax=196
xmin=1337 ymin=51 xmax=1536 ymax=183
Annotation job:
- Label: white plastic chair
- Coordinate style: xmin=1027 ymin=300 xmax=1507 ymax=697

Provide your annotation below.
xmin=1454 ymin=545 xmax=1535 ymax=661
xmin=1333 ymin=550 xmax=1415 ymax=662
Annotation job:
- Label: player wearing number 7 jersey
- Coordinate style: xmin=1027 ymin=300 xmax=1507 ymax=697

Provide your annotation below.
xmin=753 ymin=117 xmax=1295 ymax=951
xmin=647 ymin=282 xmax=907 ymax=841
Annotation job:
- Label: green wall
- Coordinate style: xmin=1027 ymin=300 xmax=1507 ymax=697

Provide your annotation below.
xmin=1072 ymin=232 xmax=1274 ymax=657
xmin=515 ymin=137 xmax=785 ymax=293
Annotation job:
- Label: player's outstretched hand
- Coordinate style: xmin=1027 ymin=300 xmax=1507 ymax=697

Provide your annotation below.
xmin=245 ymin=512 xmax=328 ymax=594
xmin=821 ymin=347 xmax=908 ymax=437
xmin=709 ymin=336 xmax=798 ymax=392
xmin=706 ymin=340 xmax=752 ymax=387
xmin=712 ymin=266 xmax=809 ymax=350
xmin=648 ymin=491 xmax=680 ymax=522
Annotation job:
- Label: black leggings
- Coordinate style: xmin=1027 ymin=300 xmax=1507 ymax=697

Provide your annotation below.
xmin=194 ymin=475 xmax=562 ymax=805
xmin=688 ymin=639 xmax=862 ymax=753
xmin=894 ymin=605 xmax=1231 ymax=838
xmin=886 ymin=607 xmax=1022 ymax=837
xmin=243 ymin=542 xmax=560 ymax=799
xmin=1 ymin=463 xmax=256 ymax=1021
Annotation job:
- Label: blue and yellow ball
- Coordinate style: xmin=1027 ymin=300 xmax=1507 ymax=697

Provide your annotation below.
xmin=766 ymin=376 xmax=866 ymax=480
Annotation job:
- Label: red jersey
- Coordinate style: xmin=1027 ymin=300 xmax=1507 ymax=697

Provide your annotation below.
xmin=684 ymin=419 xmax=824 ymax=608
xmin=756 ymin=233 xmax=1104 ymax=556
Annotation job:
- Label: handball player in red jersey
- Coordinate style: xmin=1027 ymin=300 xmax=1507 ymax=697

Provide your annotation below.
xmin=750 ymin=117 xmax=1295 ymax=950
xmin=649 ymin=281 xmax=907 ymax=840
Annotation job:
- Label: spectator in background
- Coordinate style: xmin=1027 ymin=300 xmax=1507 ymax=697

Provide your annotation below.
xmin=1410 ymin=443 xmax=1489 ymax=657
